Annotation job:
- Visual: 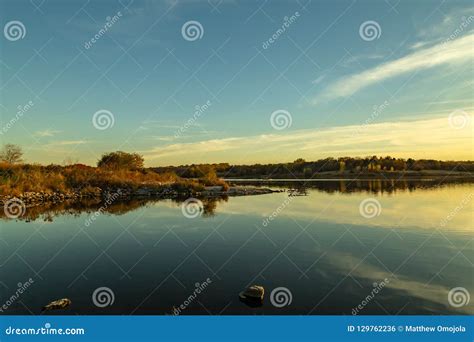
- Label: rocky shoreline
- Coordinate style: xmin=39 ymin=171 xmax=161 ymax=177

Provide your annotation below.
xmin=0 ymin=185 xmax=282 ymax=207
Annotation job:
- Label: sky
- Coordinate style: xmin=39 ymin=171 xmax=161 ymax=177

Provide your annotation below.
xmin=0 ymin=0 xmax=472 ymax=166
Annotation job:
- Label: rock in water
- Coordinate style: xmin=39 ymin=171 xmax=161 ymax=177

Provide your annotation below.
xmin=239 ymin=285 xmax=265 ymax=301
xmin=41 ymin=298 xmax=71 ymax=312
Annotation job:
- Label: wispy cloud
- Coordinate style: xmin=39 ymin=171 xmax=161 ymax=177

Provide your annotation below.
xmin=312 ymin=33 xmax=474 ymax=104
xmin=151 ymin=136 xmax=176 ymax=141
xmin=417 ymin=7 xmax=474 ymax=40
xmin=34 ymin=129 xmax=62 ymax=137
xmin=340 ymin=53 xmax=385 ymax=68
xmin=54 ymin=140 xmax=88 ymax=146
xmin=143 ymin=114 xmax=473 ymax=165
xmin=312 ymin=75 xmax=326 ymax=85
xmin=408 ymin=40 xmax=439 ymax=50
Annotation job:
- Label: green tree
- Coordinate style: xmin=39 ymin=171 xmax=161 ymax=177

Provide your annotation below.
xmin=97 ymin=151 xmax=144 ymax=170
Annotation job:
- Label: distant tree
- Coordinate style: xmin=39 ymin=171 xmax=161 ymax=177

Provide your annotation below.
xmin=199 ymin=168 xmax=218 ymax=184
xmin=151 ymin=157 xmax=474 ymax=177
xmin=97 ymin=151 xmax=144 ymax=170
xmin=303 ymin=167 xmax=313 ymax=177
xmin=0 ymin=144 xmax=23 ymax=164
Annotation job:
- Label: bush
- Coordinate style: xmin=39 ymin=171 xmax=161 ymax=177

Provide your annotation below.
xmin=97 ymin=151 xmax=144 ymax=170
xmin=0 ymin=161 xmax=229 ymax=197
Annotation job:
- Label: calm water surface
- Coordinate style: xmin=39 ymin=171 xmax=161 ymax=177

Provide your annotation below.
xmin=1 ymin=180 xmax=473 ymax=315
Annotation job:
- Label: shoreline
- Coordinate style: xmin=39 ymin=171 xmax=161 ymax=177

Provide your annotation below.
xmin=0 ymin=185 xmax=282 ymax=208
xmin=2 ymin=174 xmax=472 ymax=208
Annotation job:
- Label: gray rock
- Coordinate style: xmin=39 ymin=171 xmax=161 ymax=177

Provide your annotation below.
xmin=239 ymin=285 xmax=265 ymax=301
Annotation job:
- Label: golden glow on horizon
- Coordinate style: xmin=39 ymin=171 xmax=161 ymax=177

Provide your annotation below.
xmin=24 ymin=114 xmax=473 ymax=166
xmin=141 ymin=115 xmax=473 ymax=166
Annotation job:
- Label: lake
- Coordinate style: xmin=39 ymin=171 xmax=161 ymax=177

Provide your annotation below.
xmin=1 ymin=180 xmax=473 ymax=315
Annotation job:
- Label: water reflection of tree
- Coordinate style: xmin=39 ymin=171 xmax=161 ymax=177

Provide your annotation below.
xmin=1 ymin=180 xmax=468 ymax=222
xmin=170 ymin=196 xmax=228 ymax=217
xmin=201 ymin=196 xmax=228 ymax=217
xmin=0 ymin=198 xmax=152 ymax=223
xmin=0 ymin=196 xmax=229 ymax=223
xmin=317 ymin=179 xmax=469 ymax=194
xmin=232 ymin=178 xmax=471 ymax=195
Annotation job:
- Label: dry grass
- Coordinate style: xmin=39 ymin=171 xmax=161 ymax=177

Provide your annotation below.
xmin=0 ymin=163 xmax=210 ymax=196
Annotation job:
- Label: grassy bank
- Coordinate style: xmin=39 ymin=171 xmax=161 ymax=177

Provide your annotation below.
xmin=0 ymin=163 xmax=228 ymax=197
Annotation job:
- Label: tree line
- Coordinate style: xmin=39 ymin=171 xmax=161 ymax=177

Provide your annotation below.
xmin=153 ymin=156 xmax=474 ymax=178
xmin=1 ymin=144 xmax=472 ymax=178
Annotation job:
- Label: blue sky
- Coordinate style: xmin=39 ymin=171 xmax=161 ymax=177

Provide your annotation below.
xmin=0 ymin=0 xmax=472 ymax=166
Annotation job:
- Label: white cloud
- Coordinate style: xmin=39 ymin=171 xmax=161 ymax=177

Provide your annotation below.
xmin=312 ymin=75 xmax=326 ymax=85
xmin=152 ymin=136 xmax=176 ymax=141
xmin=339 ymin=53 xmax=385 ymax=68
xmin=312 ymin=33 xmax=474 ymax=104
xmin=55 ymin=140 xmax=88 ymax=146
xmin=34 ymin=129 xmax=61 ymax=137
xmin=408 ymin=40 xmax=439 ymax=50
